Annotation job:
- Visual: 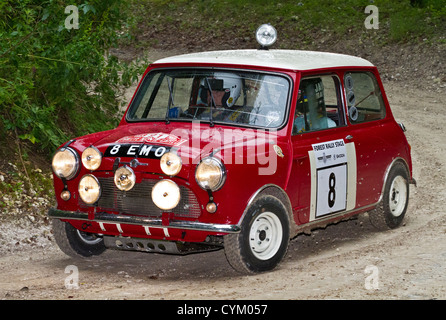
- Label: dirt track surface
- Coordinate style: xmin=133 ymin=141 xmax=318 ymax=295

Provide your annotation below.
xmin=0 ymin=80 xmax=445 ymax=300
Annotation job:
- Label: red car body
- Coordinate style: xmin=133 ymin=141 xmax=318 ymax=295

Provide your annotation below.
xmin=49 ymin=48 xmax=414 ymax=273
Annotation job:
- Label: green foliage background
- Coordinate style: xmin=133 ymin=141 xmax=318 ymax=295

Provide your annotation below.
xmin=0 ymin=0 xmax=144 ymax=156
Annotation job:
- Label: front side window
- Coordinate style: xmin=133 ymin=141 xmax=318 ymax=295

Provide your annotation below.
xmin=126 ymin=69 xmax=291 ymax=129
xmin=293 ymin=75 xmax=344 ymax=135
xmin=344 ymin=72 xmax=386 ymax=124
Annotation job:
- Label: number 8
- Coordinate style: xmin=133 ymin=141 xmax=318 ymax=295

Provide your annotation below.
xmin=110 ymin=145 xmax=120 ymax=155
xmin=328 ymin=172 xmax=336 ymax=208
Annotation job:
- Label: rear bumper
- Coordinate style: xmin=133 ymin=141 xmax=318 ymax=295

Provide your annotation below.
xmin=48 ymin=208 xmax=240 ymax=234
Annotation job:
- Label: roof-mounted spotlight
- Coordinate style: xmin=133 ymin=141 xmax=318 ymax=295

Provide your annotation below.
xmin=256 ymin=24 xmax=277 ymax=50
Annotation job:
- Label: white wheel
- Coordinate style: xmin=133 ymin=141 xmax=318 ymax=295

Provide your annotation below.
xmin=388 ymin=176 xmax=407 ymax=217
xmin=224 ymin=195 xmax=290 ymax=273
xmin=249 ymin=211 xmax=283 ymax=260
xmin=369 ymin=162 xmax=409 ymax=230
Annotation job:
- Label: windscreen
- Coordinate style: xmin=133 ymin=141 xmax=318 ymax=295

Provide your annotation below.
xmin=126 ymin=69 xmax=290 ymax=128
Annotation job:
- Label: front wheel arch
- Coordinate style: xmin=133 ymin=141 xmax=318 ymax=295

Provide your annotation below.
xmin=242 ymin=184 xmax=297 ymax=237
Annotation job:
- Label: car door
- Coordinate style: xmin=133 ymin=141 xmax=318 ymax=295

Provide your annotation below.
xmin=288 ymin=74 xmax=357 ymax=225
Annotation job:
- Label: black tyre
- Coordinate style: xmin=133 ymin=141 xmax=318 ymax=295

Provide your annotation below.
xmin=52 ymin=219 xmax=106 ymax=258
xmin=224 ymin=195 xmax=290 ymax=274
xmin=369 ymin=162 xmax=409 ymax=230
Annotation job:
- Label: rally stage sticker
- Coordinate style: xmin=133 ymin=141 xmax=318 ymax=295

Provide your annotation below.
xmin=312 ymin=139 xmax=348 ymax=218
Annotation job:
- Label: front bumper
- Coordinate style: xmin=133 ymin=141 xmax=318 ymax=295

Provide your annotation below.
xmin=48 ymin=208 xmax=240 ymax=234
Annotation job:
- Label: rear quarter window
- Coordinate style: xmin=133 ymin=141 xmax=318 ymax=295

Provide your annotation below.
xmin=344 ymin=72 xmax=386 ymax=124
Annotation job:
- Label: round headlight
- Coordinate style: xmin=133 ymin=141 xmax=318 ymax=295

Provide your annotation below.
xmin=256 ymin=24 xmax=277 ymax=48
xmin=82 ymin=146 xmax=102 ymax=171
xmin=195 ymin=157 xmax=226 ymax=192
xmin=160 ymin=152 xmax=182 ymax=176
xmin=52 ymin=148 xmax=79 ymax=180
xmin=78 ymin=174 xmax=101 ymax=205
xmin=114 ymin=166 xmax=136 ymax=191
xmin=152 ymin=179 xmax=181 ymax=211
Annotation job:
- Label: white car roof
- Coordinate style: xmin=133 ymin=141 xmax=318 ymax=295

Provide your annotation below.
xmin=153 ymin=49 xmax=375 ymax=71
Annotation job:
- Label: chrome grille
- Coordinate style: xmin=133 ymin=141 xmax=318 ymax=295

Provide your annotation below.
xmin=81 ymin=178 xmax=201 ymax=219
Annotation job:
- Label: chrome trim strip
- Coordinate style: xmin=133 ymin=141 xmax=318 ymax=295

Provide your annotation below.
xmin=48 ymin=208 xmax=240 ymax=234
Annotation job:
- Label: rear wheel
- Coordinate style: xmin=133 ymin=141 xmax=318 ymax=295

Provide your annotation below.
xmin=52 ymin=219 xmax=106 ymax=258
xmin=224 ymin=195 xmax=290 ymax=274
xmin=369 ymin=162 xmax=409 ymax=230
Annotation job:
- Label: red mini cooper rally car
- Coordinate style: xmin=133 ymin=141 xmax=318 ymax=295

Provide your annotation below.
xmin=49 ymin=25 xmax=415 ymax=273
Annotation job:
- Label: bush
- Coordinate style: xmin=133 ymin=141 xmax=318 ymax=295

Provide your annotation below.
xmin=0 ymin=0 xmax=143 ymax=155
